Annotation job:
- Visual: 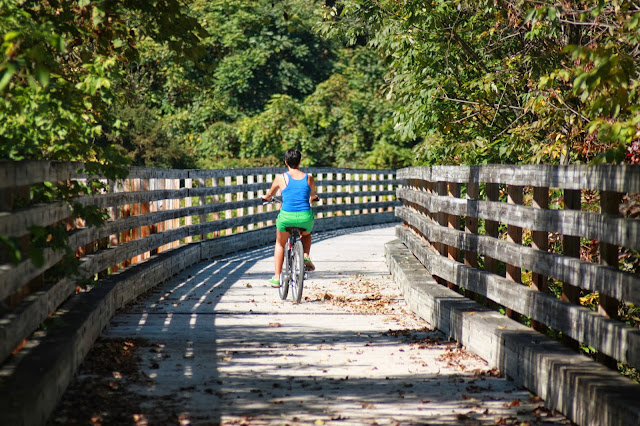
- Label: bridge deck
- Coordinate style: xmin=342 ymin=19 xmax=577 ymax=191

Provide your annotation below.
xmin=52 ymin=225 xmax=570 ymax=425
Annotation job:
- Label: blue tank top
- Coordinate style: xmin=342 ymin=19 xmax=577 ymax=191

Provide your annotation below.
xmin=281 ymin=172 xmax=311 ymax=212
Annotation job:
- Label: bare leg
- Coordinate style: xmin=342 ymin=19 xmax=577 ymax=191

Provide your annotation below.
xmin=301 ymin=231 xmax=315 ymax=271
xmin=301 ymin=231 xmax=312 ymax=257
xmin=274 ymin=230 xmax=289 ymax=277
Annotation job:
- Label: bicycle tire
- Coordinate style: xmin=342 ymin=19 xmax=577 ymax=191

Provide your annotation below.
xmin=290 ymin=240 xmax=305 ymax=303
xmin=279 ymin=246 xmax=290 ymax=300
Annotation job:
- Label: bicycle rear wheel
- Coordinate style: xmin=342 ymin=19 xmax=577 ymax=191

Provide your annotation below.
xmin=279 ymin=248 xmax=290 ymax=300
xmin=290 ymin=240 xmax=305 ymax=303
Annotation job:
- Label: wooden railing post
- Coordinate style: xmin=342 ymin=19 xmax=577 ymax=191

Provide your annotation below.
xmin=327 ymin=172 xmax=334 ymax=217
xmin=266 ymin=173 xmax=274 ymax=226
xmin=561 ymin=189 xmax=581 ymax=349
xmin=257 ymin=174 xmax=265 ymax=228
xmin=436 ymin=181 xmax=449 ymax=286
xmin=599 ymin=190 xmax=623 ymax=368
xmin=531 ymin=186 xmax=549 ymax=332
xmin=185 ymin=177 xmax=193 ymax=243
xmin=484 ymin=183 xmax=499 ymax=275
xmin=599 ymin=191 xmax=623 ymax=318
xmin=236 ymin=175 xmax=244 ymax=233
xmin=247 ymin=175 xmax=255 ymax=231
xmin=464 ymin=181 xmax=479 ymax=301
xmin=346 ymin=173 xmax=352 ymax=216
xmin=316 ymin=172 xmax=324 ymax=219
xmin=336 ymin=172 xmax=343 ymax=216
xmin=109 ymin=178 xmax=121 ymax=273
xmin=505 ymin=185 xmax=523 ymax=320
xmin=141 ymin=178 xmax=151 ymax=258
xmin=172 ymin=178 xmax=180 ymax=248
xmin=447 ymin=182 xmax=461 ymax=291
xmin=149 ymin=177 xmax=158 ymax=256
xmin=354 ymin=173 xmax=361 ymax=216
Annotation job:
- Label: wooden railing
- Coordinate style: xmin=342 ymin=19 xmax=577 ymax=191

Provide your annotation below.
xmin=396 ymin=165 xmax=640 ymax=371
xmin=0 ymin=161 xmax=399 ymax=369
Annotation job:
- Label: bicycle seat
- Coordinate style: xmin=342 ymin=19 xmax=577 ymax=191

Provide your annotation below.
xmin=285 ymin=227 xmax=306 ymax=233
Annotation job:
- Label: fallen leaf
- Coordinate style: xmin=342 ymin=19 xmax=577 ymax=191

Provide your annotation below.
xmin=503 ymin=398 xmax=521 ymax=407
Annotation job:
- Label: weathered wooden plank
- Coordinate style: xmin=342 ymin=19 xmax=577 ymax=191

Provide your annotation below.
xmin=309 ymin=167 xmax=396 ymax=175
xmin=0 ymin=162 xmax=395 ymax=194
xmin=0 ymin=249 xmax=64 ymax=301
xmin=396 ymin=225 xmax=640 ymax=368
xmin=0 ymin=161 xmax=85 ymax=189
xmin=396 ymin=207 xmax=640 ymax=305
xmin=187 ymin=167 xmax=283 ymax=179
xmin=189 ymin=211 xmax=279 ymax=236
xmin=125 ymin=167 xmax=189 ymax=179
xmin=319 ymin=190 xmax=396 ymax=199
xmin=0 ymin=202 xmax=72 ymax=237
xmin=315 ymin=201 xmax=400 ymax=214
xmin=316 ymin=179 xmax=402 ymax=187
xmin=76 ymin=227 xmax=190 ymax=277
xmin=397 ymin=188 xmax=640 ymax=250
xmin=398 ymin=165 xmax=640 ymax=194
xmin=73 ymin=189 xmax=187 ymax=209
xmin=0 ymin=277 xmax=76 ymax=364
xmin=188 ymin=182 xmax=271 ymax=198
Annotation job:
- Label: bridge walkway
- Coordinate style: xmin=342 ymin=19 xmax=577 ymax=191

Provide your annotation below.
xmin=52 ymin=225 xmax=571 ymax=425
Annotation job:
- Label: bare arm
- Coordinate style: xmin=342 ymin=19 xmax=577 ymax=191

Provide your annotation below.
xmin=308 ymin=174 xmax=319 ymax=203
xmin=263 ymin=174 xmax=284 ymax=200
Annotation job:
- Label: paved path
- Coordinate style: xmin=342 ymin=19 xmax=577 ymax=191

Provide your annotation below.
xmin=54 ymin=225 xmax=571 ymax=425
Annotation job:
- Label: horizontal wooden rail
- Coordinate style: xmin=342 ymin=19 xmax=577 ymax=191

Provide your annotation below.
xmin=398 ymin=164 xmax=640 ymax=193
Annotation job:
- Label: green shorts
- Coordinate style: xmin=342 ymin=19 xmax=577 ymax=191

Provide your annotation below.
xmin=276 ymin=209 xmax=314 ymax=233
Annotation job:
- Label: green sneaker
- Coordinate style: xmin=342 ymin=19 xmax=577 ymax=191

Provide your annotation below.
xmin=268 ymin=277 xmax=280 ymax=288
xmin=304 ymin=256 xmax=315 ymax=271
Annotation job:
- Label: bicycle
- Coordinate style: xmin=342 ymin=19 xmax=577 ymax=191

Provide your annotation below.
xmin=262 ymin=197 xmax=315 ymax=303
xmin=279 ymin=226 xmax=307 ymax=303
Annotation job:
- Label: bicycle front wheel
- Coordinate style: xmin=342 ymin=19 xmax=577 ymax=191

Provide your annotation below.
xmin=290 ymin=240 xmax=305 ymax=303
xmin=279 ymin=249 xmax=290 ymax=300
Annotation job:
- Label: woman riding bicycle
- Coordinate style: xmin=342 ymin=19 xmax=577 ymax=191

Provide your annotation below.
xmin=262 ymin=149 xmax=318 ymax=287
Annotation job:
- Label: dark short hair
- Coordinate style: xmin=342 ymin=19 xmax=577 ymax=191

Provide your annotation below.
xmin=284 ymin=149 xmax=301 ymax=168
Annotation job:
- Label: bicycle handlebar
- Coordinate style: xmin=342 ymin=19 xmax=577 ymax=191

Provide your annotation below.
xmin=262 ymin=197 xmax=282 ymax=205
xmin=262 ymin=195 xmax=319 ymax=205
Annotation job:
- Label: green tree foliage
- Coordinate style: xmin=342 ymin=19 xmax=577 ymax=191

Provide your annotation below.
xmin=203 ymin=0 xmax=334 ymax=115
xmin=131 ymin=0 xmax=415 ymax=169
xmin=193 ymin=45 xmax=415 ymax=169
xmin=0 ymin=0 xmax=206 ymax=173
xmin=319 ymin=0 xmax=640 ymax=165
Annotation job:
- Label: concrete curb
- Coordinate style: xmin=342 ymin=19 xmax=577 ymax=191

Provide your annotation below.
xmin=385 ymin=237 xmax=640 ymax=426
